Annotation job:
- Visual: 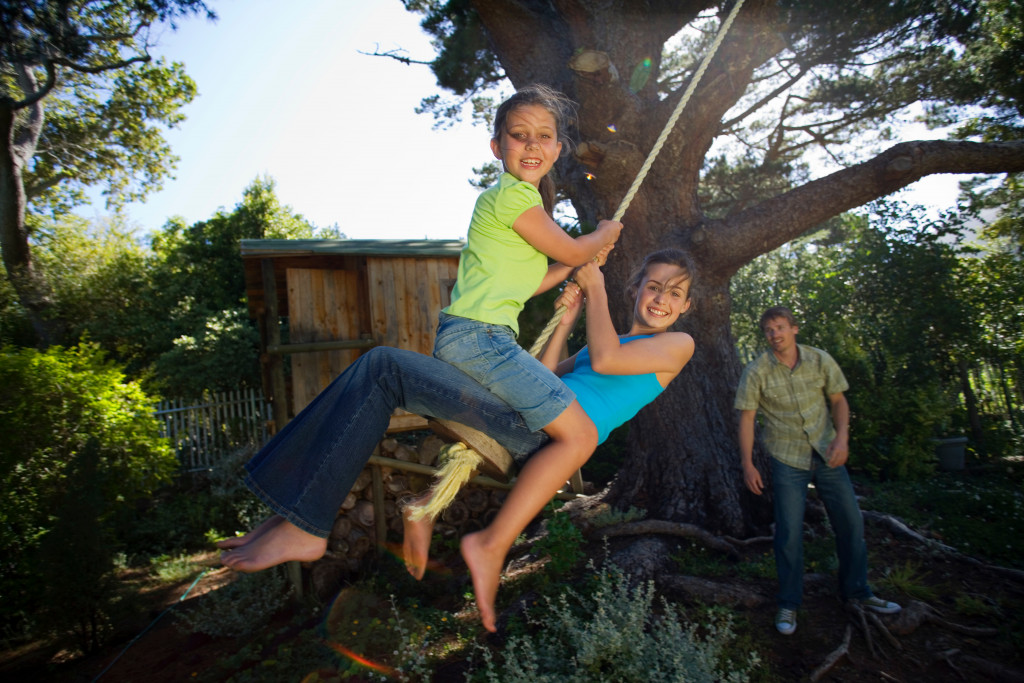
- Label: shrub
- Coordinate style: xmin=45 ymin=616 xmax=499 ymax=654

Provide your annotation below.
xmin=472 ymin=558 xmax=758 ymax=682
xmin=0 ymin=343 xmax=175 ymax=637
xmin=533 ymin=510 xmax=584 ymax=577
xmin=36 ymin=439 xmax=118 ymax=653
xmin=115 ymin=445 xmax=269 ymax=559
xmin=839 ymin=351 xmax=950 ymax=480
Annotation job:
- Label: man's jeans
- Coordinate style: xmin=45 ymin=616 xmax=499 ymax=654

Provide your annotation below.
xmin=771 ymin=454 xmax=871 ymax=609
xmin=244 ymin=346 xmax=547 ymax=537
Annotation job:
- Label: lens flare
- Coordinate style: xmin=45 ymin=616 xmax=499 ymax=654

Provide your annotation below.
xmin=585 ymin=173 xmax=596 ymax=180
xmin=629 ymin=56 xmax=653 ymax=93
xmin=323 ymin=639 xmax=399 ymax=677
xmin=606 ymin=124 xmax=617 ymax=133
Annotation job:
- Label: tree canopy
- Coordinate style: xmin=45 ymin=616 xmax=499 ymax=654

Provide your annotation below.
xmin=1 ymin=0 xmax=214 ymax=345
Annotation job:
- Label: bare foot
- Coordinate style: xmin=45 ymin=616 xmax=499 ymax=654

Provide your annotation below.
xmin=402 ymin=496 xmax=435 ymax=580
xmin=220 ymin=519 xmax=327 ymax=572
xmin=215 ymin=516 xmax=283 ymax=549
xmin=460 ymin=531 xmax=505 ymax=632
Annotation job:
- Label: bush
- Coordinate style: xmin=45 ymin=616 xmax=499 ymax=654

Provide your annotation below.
xmin=835 ymin=350 xmax=951 ymax=480
xmin=533 ymin=510 xmax=584 ymax=577
xmin=472 ymin=558 xmax=758 ymax=682
xmin=36 ymin=439 xmax=118 ymax=653
xmin=0 ymin=343 xmax=175 ymax=637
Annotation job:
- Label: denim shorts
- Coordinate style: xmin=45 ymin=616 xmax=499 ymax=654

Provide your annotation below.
xmin=433 ymin=312 xmax=575 ymax=432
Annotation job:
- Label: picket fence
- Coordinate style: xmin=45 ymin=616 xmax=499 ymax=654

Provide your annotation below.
xmin=154 ymin=388 xmax=271 ymax=471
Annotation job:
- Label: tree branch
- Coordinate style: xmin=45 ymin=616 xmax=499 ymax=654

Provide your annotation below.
xmin=359 ymin=46 xmax=433 ymax=67
xmin=49 ymin=53 xmax=152 ymax=75
xmin=12 ymin=62 xmax=57 ymax=113
xmin=711 ymin=140 xmax=1024 ymax=272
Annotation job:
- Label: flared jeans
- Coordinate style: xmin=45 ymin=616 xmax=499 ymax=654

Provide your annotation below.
xmin=243 ymin=346 xmax=548 ymax=537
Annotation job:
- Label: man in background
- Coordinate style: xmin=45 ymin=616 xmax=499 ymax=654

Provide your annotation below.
xmin=735 ymin=306 xmax=900 ymax=635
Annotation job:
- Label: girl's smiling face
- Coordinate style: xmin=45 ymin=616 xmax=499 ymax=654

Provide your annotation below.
xmin=632 ymin=263 xmax=692 ymax=332
xmin=490 ymin=104 xmax=562 ymax=188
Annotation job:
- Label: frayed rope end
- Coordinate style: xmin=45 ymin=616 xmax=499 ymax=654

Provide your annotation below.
xmin=405 ymin=442 xmax=482 ymax=522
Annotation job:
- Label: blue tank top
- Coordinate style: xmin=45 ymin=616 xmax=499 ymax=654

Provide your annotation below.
xmin=561 ymin=335 xmax=665 ymax=444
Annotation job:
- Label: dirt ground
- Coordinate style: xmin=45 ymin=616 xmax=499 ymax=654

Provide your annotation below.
xmin=3 ymin=519 xmax=1023 ymax=683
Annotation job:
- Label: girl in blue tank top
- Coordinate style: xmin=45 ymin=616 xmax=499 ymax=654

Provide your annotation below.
xmin=458 ymin=247 xmax=697 ymax=631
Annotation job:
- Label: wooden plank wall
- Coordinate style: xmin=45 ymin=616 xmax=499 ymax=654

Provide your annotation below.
xmin=285 ymin=256 xmax=457 ymax=415
xmin=367 ymin=256 xmax=458 ymax=355
xmin=287 ymin=268 xmax=365 ymax=413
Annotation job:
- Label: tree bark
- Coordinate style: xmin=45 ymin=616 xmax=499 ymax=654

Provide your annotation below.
xmin=957 ymin=358 xmax=984 ymax=445
xmin=1 ymin=68 xmax=61 ymax=346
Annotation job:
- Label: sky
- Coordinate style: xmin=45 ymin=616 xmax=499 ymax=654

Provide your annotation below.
xmin=97 ymin=0 xmax=488 ymax=240
xmin=86 ymin=0 xmax=965 ymax=241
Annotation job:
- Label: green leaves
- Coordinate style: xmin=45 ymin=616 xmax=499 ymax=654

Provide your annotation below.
xmin=26 ymin=58 xmax=198 ymax=213
xmin=0 ymin=342 xmax=176 ymax=633
xmin=731 ymin=200 xmax=989 ymax=479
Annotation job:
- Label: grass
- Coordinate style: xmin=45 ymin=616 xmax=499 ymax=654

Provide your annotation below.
xmin=150 ymin=553 xmax=207 ymax=583
xmin=875 ymin=559 xmax=940 ymax=602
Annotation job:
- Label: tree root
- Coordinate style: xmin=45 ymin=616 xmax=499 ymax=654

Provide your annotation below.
xmin=867 ymin=610 xmax=903 ymax=651
xmin=657 ymin=574 xmax=767 ymax=608
xmin=722 ymin=533 xmax=773 ymax=546
xmin=889 ymin=599 xmax=999 ymax=637
xmin=812 ymin=605 xmax=904 ymax=681
xmin=810 ymin=624 xmax=852 ymax=682
xmin=863 ymin=511 xmax=1024 ymax=583
xmin=844 ymin=600 xmax=896 ymax=660
xmin=596 ymin=519 xmax=741 ymax=559
xmin=937 ymin=648 xmax=1024 ymax=683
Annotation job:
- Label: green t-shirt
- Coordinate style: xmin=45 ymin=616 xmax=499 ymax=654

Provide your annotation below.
xmin=444 ymin=173 xmax=549 ymax=335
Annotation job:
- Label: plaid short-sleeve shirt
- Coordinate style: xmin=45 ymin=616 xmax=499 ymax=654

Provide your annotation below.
xmin=734 ymin=345 xmax=849 ymax=470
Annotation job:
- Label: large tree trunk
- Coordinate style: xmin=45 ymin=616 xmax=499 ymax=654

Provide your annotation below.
xmin=1 ymin=68 xmax=61 ymax=347
xmin=465 ymin=0 xmax=1024 ymax=535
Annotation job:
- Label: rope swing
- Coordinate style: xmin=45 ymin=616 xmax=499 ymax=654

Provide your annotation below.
xmin=527 ymin=0 xmax=746 ymax=357
xmin=406 ymin=0 xmax=746 ymax=521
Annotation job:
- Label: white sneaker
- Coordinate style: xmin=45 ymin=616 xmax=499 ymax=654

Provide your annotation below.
xmin=860 ymin=596 xmax=901 ymax=614
xmin=775 ymin=608 xmax=797 ymax=635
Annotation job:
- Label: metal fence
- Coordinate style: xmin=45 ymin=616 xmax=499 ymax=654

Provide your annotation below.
xmin=155 ymin=388 xmax=271 ymax=471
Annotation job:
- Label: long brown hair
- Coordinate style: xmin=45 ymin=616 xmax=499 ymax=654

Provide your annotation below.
xmin=492 ymin=83 xmax=576 ymax=216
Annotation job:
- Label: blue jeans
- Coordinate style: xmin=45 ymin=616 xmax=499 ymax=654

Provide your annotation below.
xmin=433 ymin=312 xmax=574 ymax=432
xmin=244 ymin=346 xmax=548 ymax=537
xmin=771 ymin=454 xmax=871 ymax=609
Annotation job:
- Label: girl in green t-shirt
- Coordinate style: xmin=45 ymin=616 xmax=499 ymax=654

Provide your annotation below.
xmin=435 ymin=84 xmax=621 ymax=490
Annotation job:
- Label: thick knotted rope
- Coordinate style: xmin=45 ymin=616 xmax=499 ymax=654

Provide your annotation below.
xmin=527 ymin=0 xmax=746 ymax=358
xmin=404 ymin=442 xmax=481 ymax=521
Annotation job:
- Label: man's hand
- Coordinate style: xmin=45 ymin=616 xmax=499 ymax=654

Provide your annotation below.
xmin=826 ymin=436 xmax=849 ymax=467
xmin=743 ymin=462 xmax=764 ymax=495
